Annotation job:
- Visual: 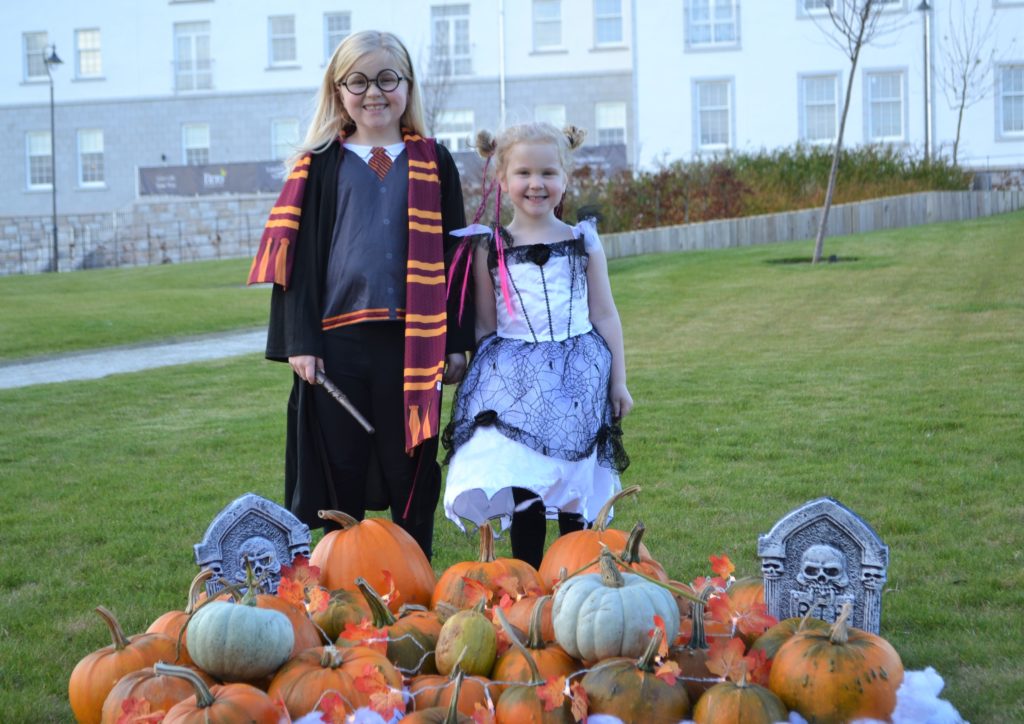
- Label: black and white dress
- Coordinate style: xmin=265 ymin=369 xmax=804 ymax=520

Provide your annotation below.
xmin=442 ymin=220 xmax=628 ymax=531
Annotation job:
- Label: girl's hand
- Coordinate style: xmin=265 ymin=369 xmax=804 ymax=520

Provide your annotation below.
xmin=443 ymin=353 xmax=467 ymax=385
xmin=611 ymin=382 xmax=634 ymax=419
xmin=288 ymin=355 xmax=323 ymax=385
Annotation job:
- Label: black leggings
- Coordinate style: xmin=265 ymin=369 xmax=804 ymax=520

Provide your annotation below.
xmin=510 ymin=487 xmax=587 ymax=570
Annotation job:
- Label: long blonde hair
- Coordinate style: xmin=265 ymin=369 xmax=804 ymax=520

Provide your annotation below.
xmin=287 ymin=30 xmax=425 ymax=169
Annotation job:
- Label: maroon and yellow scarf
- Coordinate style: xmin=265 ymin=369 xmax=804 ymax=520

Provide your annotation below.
xmin=248 ymin=129 xmax=447 ymax=453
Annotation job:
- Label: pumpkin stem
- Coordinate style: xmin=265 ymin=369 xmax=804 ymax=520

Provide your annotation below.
xmin=526 ymin=595 xmax=551 ymax=650
xmin=620 ymin=521 xmax=646 ymax=564
xmin=355 ymin=577 xmax=398 ymax=628
xmin=685 ymin=584 xmax=715 ymax=652
xmin=94 ymin=605 xmax=131 ymax=651
xmin=606 ymin=552 xmax=703 ymax=605
xmin=829 ymin=602 xmax=853 ymax=646
xmin=320 ymin=645 xmax=345 ymax=669
xmin=445 ymin=668 xmax=466 ymax=723
xmin=317 ymin=509 xmax=359 ymax=530
xmin=593 ymin=484 xmax=641 ymax=531
xmin=478 ymin=522 xmax=497 ymax=563
xmin=495 ymin=607 xmax=543 ymax=684
xmin=185 ymin=569 xmax=215 ymax=615
xmin=154 ymin=662 xmax=217 ymax=708
xmin=637 ymin=625 xmax=665 ymax=672
xmin=239 ymin=558 xmax=261 ymax=607
xmin=598 ymin=549 xmax=626 ymax=588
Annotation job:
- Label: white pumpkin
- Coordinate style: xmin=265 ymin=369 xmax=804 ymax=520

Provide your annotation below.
xmin=552 ymin=549 xmax=679 ymax=662
xmin=186 ymin=599 xmax=294 ymax=681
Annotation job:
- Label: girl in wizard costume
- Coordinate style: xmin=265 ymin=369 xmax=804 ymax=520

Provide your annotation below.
xmin=442 ymin=123 xmax=631 ymax=569
xmin=248 ymin=30 xmax=473 ymax=559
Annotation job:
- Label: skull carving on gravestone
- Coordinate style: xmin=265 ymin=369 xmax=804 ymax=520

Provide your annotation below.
xmin=796 ymin=544 xmax=849 ymax=598
xmin=236 ymin=535 xmax=282 ymax=590
xmin=762 ymin=557 xmax=785 ymax=579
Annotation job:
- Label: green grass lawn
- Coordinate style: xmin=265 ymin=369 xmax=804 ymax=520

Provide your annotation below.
xmin=1 ymin=212 xmax=1022 ymax=721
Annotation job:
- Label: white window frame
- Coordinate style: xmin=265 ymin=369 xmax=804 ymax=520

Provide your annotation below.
xmin=594 ymin=0 xmax=624 ymax=47
xmin=174 ymin=21 xmax=212 ymax=92
xmin=865 ymin=69 xmax=906 ymax=142
xmin=24 ymin=31 xmax=49 ymax=81
xmin=534 ymin=104 xmax=567 ymax=127
xmin=533 ymin=0 xmax=563 ymax=51
xmin=75 ymin=28 xmax=103 ymax=78
xmin=26 ymin=131 xmax=53 ymax=190
xmin=435 ymin=110 xmax=476 ymax=152
xmin=685 ymin=0 xmax=740 ymax=51
xmin=430 ymin=4 xmax=472 ymax=76
xmin=595 ymin=102 xmax=627 ymax=145
xmin=799 ymin=73 xmax=840 ymax=144
xmin=324 ymin=12 xmax=351 ymax=62
xmin=997 ymin=64 xmax=1024 ymax=138
xmin=77 ymin=129 xmax=105 ymax=187
xmin=268 ymin=15 xmax=298 ymax=67
xmin=182 ymin=123 xmax=210 ymax=165
xmin=693 ymin=78 xmax=734 ymax=151
xmin=271 ymin=118 xmax=301 ymax=160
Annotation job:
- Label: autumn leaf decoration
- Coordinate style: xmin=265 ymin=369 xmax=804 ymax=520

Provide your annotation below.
xmin=337 ymin=618 xmax=389 ymax=655
xmin=707 ymin=591 xmax=778 ymax=638
xmin=355 ymin=663 xmax=405 ymax=719
xmin=706 ymin=637 xmax=772 ymax=686
xmin=277 ymin=554 xmax=329 ymax=615
xmin=536 ymin=675 xmax=568 ymax=712
xmin=116 ymin=698 xmax=165 ymax=724
xmin=570 ymin=679 xmax=589 ymax=722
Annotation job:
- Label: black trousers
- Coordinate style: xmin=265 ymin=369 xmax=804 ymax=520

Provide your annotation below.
xmin=510 ymin=487 xmax=587 ymax=570
xmin=314 ymin=323 xmax=440 ymax=559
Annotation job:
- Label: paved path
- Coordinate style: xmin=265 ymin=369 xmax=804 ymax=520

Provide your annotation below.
xmin=0 ymin=329 xmax=266 ymax=390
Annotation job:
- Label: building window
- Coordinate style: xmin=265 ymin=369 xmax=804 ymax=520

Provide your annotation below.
xmin=595 ymin=102 xmax=627 ymax=145
xmin=77 ymin=129 xmax=105 ymax=186
xmin=866 ymin=71 xmax=904 ymax=141
xmin=694 ymin=79 xmax=732 ymax=149
xmin=594 ymin=0 xmax=624 ymax=46
xmin=430 ymin=5 xmax=472 ymax=76
xmin=685 ymin=0 xmax=739 ymax=49
xmin=75 ymin=29 xmax=103 ymax=78
xmin=533 ymin=0 xmax=562 ymax=50
xmin=174 ymin=22 xmax=212 ymax=91
xmin=27 ymin=131 xmax=53 ymax=189
xmin=271 ymin=119 xmax=301 ymax=160
xmin=798 ymin=0 xmax=830 ymax=17
xmin=269 ymin=15 xmax=297 ymax=66
xmin=999 ymin=65 xmax=1024 ymax=136
xmin=535 ymin=105 xmax=567 ymax=127
xmin=24 ymin=32 xmax=49 ymax=81
xmin=324 ymin=12 xmax=351 ymax=62
xmin=183 ymin=124 xmax=210 ymax=165
xmin=801 ymin=74 xmax=838 ymax=143
xmin=435 ymin=110 xmax=475 ymax=151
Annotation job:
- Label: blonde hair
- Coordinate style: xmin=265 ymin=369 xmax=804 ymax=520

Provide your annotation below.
xmin=476 ymin=123 xmax=586 ymax=180
xmin=287 ymin=30 xmax=425 ymax=169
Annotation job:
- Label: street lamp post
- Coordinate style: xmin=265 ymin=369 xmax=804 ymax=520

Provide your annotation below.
xmin=917 ymin=1 xmax=933 ymax=159
xmin=44 ymin=44 xmax=63 ymax=272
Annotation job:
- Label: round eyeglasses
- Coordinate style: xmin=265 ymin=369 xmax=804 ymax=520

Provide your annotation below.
xmin=338 ymin=69 xmax=405 ymax=95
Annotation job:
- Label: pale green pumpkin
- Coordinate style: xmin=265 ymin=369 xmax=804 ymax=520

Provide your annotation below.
xmin=434 ymin=604 xmax=497 ymax=677
xmin=553 ymin=549 xmax=679 ymax=662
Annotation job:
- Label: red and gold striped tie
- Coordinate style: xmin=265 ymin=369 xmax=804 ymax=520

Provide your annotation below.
xmin=369 ymin=146 xmax=392 ymax=180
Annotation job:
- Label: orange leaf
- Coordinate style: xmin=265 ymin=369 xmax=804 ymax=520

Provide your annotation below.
xmin=536 ymin=675 xmax=566 ymax=712
xmin=497 ymin=593 xmax=514 ymax=610
xmin=569 ymin=680 xmax=589 ymax=722
xmin=280 ymin=554 xmax=321 ymax=589
xmin=493 ymin=574 xmax=523 ymax=600
xmin=655 ymin=660 xmax=681 ymax=686
xmin=709 ymin=553 xmax=735 ymax=579
xmin=734 ymin=601 xmax=778 ymax=638
xmin=316 ymin=691 xmax=352 ymax=723
xmin=276 ymin=576 xmax=306 ymax=609
xmin=339 ymin=617 xmax=388 ymax=654
xmin=647 ymin=614 xmax=670 ymax=658
xmin=116 ymin=698 xmax=164 ymax=724
xmin=354 ymin=664 xmax=389 ymax=695
xmin=307 ymin=585 xmax=330 ymax=615
xmin=369 ymin=687 xmax=405 ymax=719
xmin=461 ymin=577 xmax=493 ymax=607
xmin=472 ymin=701 xmax=497 ymax=724
xmin=691 ymin=575 xmax=728 ymax=593
xmin=744 ymin=648 xmax=772 ymax=686
xmin=705 ymin=637 xmax=747 ymax=681
xmin=380 ymin=569 xmax=400 ymax=606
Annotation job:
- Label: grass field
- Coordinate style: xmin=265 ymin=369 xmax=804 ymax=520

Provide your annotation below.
xmin=1 ymin=212 xmax=1022 ymax=721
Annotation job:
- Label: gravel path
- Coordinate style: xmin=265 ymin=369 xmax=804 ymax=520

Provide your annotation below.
xmin=0 ymin=329 xmax=266 ymax=390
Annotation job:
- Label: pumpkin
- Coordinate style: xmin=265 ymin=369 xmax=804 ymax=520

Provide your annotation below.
xmin=537 ymin=485 xmax=644 ymax=590
xmin=503 ymin=594 xmax=555 ymax=644
xmin=266 ymin=645 xmax=359 ymax=719
xmin=404 ymin=669 xmax=476 ymax=723
xmin=769 ymin=603 xmax=904 ymax=723
xmin=492 ymin=608 xmax=576 ymax=723
xmin=692 ymin=672 xmax=788 ymax=724
xmin=145 ymin=569 xmax=213 ymax=666
xmin=750 ymin=615 xmax=830 ymax=660
xmin=552 ymin=549 xmax=679 ymax=663
xmin=310 ymin=587 xmax=371 ymax=642
xmin=352 ymin=577 xmax=442 ymax=675
xmin=100 ymin=665 xmax=214 ymax=724
xmin=435 ymin=602 xmax=498 ymax=677
xmin=185 ymin=570 xmax=294 ymax=682
xmin=491 ymin=595 xmax=579 ymax=700
xmin=311 ymin=509 xmax=435 ymax=610
xmin=408 ymin=665 xmax=492 ymax=716
xmin=669 ymin=583 xmax=717 ymax=704
xmin=154 ymin=662 xmax=281 ymax=724
xmin=68 ymin=605 xmax=178 ymax=724
xmin=431 ymin=523 xmax=544 ymax=609
xmin=580 ymin=626 xmax=690 ymax=721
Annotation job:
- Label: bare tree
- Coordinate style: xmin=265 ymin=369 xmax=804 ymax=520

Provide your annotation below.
xmin=419 ymin=44 xmax=456 ymax=138
xmin=811 ymin=0 xmax=901 ymax=264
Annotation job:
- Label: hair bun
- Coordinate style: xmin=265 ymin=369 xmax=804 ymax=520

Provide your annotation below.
xmin=563 ymin=125 xmax=586 ymax=150
xmin=476 ymin=130 xmax=497 ymax=159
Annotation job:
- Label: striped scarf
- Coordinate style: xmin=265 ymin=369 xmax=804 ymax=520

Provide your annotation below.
xmin=248 ymin=129 xmax=446 ymax=453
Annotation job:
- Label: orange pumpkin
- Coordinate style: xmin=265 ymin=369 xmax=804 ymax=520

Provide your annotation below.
xmin=266 ymin=646 xmax=360 ymax=719
xmin=492 ymin=608 xmax=576 ymax=723
xmin=407 ymin=666 xmax=493 ymax=717
xmin=692 ymin=673 xmax=788 ymax=724
xmin=769 ymin=603 xmax=904 ymax=724
xmin=352 ymin=577 xmax=442 ymax=675
xmin=491 ymin=596 xmax=579 ymax=700
xmin=68 ymin=606 xmax=178 ymax=724
xmin=750 ymin=615 xmax=830 ymax=660
xmin=503 ymin=594 xmax=555 ymax=643
xmin=155 ymin=662 xmax=281 ymax=724
xmin=311 ymin=509 xmax=435 ymax=610
xmin=100 ymin=665 xmax=214 ymax=724
xmin=253 ymin=591 xmax=325 ymax=658
xmin=404 ymin=669 xmax=476 ymax=723
xmin=431 ymin=524 xmax=544 ymax=609
xmin=145 ymin=569 xmax=213 ymax=666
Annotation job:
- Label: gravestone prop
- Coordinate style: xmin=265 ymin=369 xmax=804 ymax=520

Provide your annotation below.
xmin=193 ymin=492 xmax=311 ymax=597
xmin=757 ymin=497 xmax=888 ymax=634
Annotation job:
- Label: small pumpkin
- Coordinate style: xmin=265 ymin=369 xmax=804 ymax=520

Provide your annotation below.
xmin=407 ymin=665 xmax=492 ymax=717
xmin=692 ymin=671 xmax=788 ymax=724
xmin=68 ymin=605 xmax=178 ymax=724
xmin=145 ymin=569 xmax=214 ymax=666
xmin=154 ymin=662 xmax=281 ymax=724
xmin=769 ymin=603 xmax=904 ymax=724
xmin=491 ymin=595 xmax=579 ymax=700
xmin=100 ymin=665 xmax=214 ymax=724
xmin=492 ymin=608 xmax=576 ymax=723
xmin=310 ymin=587 xmax=371 ymax=642
xmin=353 ymin=576 xmax=442 ymax=675
xmin=552 ymin=548 xmax=679 ymax=663
xmin=435 ymin=602 xmax=498 ymax=677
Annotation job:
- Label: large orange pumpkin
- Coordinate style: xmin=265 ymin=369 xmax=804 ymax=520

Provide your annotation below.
xmin=431 ymin=523 xmax=544 ymax=609
xmin=145 ymin=569 xmax=213 ymax=666
xmin=99 ymin=665 xmax=214 ymax=724
xmin=769 ymin=603 xmax=904 ymax=723
xmin=266 ymin=645 xmax=360 ymax=719
xmin=68 ymin=606 xmax=178 ymax=724
xmin=311 ymin=509 xmax=435 ymax=610
xmin=155 ymin=662 xmax=281 ymax=724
